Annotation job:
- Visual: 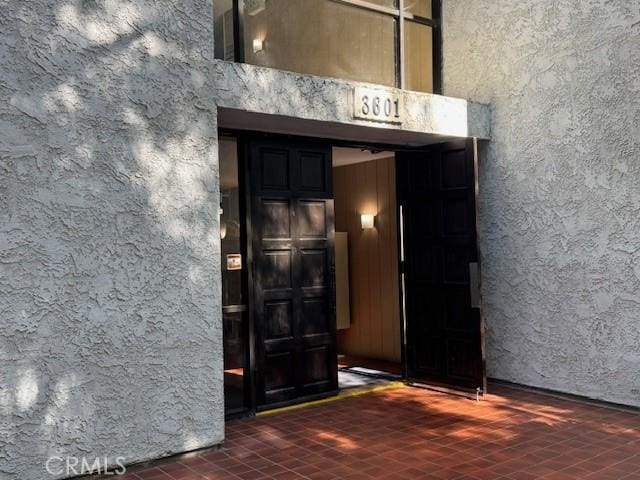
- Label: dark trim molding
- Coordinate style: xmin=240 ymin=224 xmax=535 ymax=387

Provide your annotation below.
xmin=432 ymin=0 xmax=443 ymax=94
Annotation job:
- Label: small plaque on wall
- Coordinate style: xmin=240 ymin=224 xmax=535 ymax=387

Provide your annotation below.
xmin=226 ymin=254 xmax=242 ymax=271
xmin=353 ymin=86 xmax=403 ymax=124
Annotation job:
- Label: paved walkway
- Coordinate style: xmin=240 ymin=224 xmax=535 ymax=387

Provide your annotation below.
xmin=126 ymin=384 xmax=640 ymax=479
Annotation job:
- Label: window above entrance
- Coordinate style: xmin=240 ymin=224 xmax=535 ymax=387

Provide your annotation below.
xmin=214 ymin=0 xmax=440 ymax=94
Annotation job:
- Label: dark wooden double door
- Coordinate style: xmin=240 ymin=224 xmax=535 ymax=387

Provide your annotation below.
xmin=249 ymin=139 xmax=338 ymax=407
xmin=398 ymin=139 xmax=485 ymax=392
xmin=247 ymin=136 xmax=484 ymax=409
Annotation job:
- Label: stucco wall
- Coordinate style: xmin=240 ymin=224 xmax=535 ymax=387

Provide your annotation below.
xmin=0 ymin=2 xmax=223 ymax=479
xmin=443 ymin=1 xmax=640 ymax=407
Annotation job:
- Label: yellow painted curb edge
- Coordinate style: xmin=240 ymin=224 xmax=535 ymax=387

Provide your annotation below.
xmin=257 ymin=381 xmax=407 ymax=417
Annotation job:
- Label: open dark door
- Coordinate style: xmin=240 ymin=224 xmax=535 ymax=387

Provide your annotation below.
xmin=248 ymin=138 xmax=338 ymax=408
xmin=397 ymin=139 xmax=486 ymax=392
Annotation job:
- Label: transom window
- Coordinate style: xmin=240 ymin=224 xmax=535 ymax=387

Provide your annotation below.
xmin=214 ymin=0 xmax=441 ymax=94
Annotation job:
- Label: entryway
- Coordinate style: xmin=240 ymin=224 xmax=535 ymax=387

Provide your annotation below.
xmin=332 ymin=147 xmax=403 ymax=388
xmin=220 ymin=132 xmax=486 ymax=416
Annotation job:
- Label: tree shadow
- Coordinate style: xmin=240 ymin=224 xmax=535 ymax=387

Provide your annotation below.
xmin=2 ymin=1 xmax=224 ymax=479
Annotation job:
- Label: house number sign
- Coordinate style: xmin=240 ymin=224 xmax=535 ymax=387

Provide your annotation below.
xmin=353 ymin=86 xmax=403 ymax=124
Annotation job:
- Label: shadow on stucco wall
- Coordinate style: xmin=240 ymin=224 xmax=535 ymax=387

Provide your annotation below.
xmin=0 ymin=1 xmax=224 ymax=479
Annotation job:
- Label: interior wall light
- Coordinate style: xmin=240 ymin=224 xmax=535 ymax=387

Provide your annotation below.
xmin=219 ymin=204 xmax=226 ymax=239
xmin=361 ymin=213 xmax=375 ymax=229
xmin=253 ymin=38 xmax=264 ymax=53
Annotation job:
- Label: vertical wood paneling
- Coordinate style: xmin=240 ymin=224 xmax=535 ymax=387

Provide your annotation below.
xmin=366 ymin=160 xmax=382 ymax=358
xmin=335 ymin=157 xmax=401 ymax=362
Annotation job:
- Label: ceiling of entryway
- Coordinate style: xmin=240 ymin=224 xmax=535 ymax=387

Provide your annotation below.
xmin=332 ymin=147 xmax=394 ymax=167
xmin=218 ymin=108 xmax=462 ymax=147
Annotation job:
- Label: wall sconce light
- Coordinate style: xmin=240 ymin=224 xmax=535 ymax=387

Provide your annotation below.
xmin=219 ymin=204 xmax=226 ymax=239
xmin=361 ymin=214 xmax=375 ymax=229
xmin=253 ymin=38 xmax=264 ymax=53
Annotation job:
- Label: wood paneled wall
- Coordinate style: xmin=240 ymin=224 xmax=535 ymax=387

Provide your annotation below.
xmin=334 ymin=157 xmax=401 ymax=362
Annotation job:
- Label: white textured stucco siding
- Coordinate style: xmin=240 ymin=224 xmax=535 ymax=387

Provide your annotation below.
xmin=0 ymin=2 xmax=223 ymax=479
xmin=0 ymin=0 xmax=493 ymax=477
xmin=443 ymin=0 xmax=640 ymax=407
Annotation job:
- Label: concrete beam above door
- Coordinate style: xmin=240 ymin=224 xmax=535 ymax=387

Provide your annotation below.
xmin=213 ymin=60 xmax=491 ymax=145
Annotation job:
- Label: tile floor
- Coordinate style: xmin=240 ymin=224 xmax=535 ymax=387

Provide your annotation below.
xmin=124 ymin=384 xmax=640 ymax=480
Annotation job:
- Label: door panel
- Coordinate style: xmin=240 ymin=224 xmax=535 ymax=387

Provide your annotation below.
xmin=398 ymin=139 xmax=485 ymax=391
xmin=250 ymin=139 xmax=337 ymax=407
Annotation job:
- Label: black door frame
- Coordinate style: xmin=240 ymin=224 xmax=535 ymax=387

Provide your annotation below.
xmin=220 ymin=128 xmax=485 ymax=416
xmin=221 ymin=133 xmax=255 ymax=419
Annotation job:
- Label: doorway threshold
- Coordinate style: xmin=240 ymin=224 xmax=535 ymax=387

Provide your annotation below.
xmin=338 ymin=369 xmax=394 ymax=391
xmin=340 ymin=365 xmax=403 ymax=382
xmin=257 ymin=381 xmax=405 ymax=417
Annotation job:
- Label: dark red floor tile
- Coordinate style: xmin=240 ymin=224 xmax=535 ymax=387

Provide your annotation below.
xmin=119 ymin=385 xmax=640 ymax=480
